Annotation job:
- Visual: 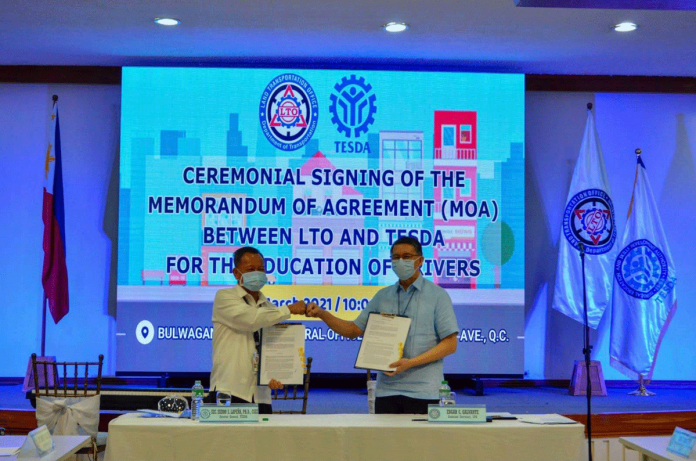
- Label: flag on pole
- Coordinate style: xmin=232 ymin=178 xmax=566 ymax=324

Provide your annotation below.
xmin=42 ymin=99 xmax=69 ymax=323
xmin=610 ymin=154 xmax=677 ymax=380
xmin=552 ymin=106 xmax=618 ymax=328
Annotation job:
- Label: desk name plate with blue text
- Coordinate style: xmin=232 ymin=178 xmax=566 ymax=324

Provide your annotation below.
xmin=428 ymin=405 xmax=487 ymax=423
xmin=199 ymin=403 xmax=259 ymax=423
xmin=667 ymin=427 xmax=696 ymax=458
xmin=17 ymin=425 xmax=55 ymax=458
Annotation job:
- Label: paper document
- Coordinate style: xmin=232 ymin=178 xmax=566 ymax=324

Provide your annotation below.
xmin=488 ymin=412 xmax=517 ymax=420
xmin=136 ymin=409 xmax=184 ymax=418
xmin=0 ymin=447 xmax=21 ymax=457
xmin=355 ymin=313 xmax=411 ymax=372
xmin=518 ymin=414 xmax=577 ymax=425
xmin=259 ymin=323 xmax=306 ymax=386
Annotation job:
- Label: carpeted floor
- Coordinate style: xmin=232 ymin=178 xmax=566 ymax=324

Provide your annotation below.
xmin=2 ymin=382 xmax=695 ymax=415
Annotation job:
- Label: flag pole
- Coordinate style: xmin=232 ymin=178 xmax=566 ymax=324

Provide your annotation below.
xmin=627 ymin=148 xmax=656 ymax=397
xmin=41 ymin=295 xmax=47 ymax=356
xmin=579 ymin=241 xmax=593 ymax=461
xmin=629 ymin=375 xmax=655 ymax=396
xmin=580 ymin=102 xmax=594 ymax=461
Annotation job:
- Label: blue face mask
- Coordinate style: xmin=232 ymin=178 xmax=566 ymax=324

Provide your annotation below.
xmin=240 ymin=271 xmax=267 ymax=292
xmin=392 ymin=259 xmax=417 ymax=281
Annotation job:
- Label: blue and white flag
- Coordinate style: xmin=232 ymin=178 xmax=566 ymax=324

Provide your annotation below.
xmin=552 ymin=108 xmax=618 ymax=328
xmin=610 ymin=155 xmax=677 ymax=380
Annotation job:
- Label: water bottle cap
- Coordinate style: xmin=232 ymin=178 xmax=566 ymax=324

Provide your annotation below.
xmin=442 ymin=380 xmax=448 ymax=384
xmin=194 ymin=380 xmax=201 ymax=384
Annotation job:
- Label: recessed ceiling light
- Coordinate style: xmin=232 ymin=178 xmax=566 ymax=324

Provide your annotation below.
xmin=384 ymin=22 xmax=408 ymax=33
xmin=613 ymin=22 xmax=637 ymax=32
xmin=154 ymin=17 xmax=180 ymax=26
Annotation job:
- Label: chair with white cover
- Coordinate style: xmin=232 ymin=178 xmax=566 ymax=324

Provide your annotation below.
xmin=366 ymin=369 xmax=376 ymax=414
xmin=31 ymin=353 xmax=106 ymax=459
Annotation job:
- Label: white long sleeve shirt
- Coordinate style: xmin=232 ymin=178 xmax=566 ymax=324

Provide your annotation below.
xmin=210 ymin=284 xmax=291 ymax=404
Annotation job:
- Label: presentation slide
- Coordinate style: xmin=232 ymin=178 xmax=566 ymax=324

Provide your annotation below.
xmin=116 ymin=67 xmax=525 ymax=375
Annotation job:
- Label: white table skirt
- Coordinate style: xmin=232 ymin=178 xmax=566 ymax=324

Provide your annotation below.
xmin=106 ymin=413 xmax=585 ymax=461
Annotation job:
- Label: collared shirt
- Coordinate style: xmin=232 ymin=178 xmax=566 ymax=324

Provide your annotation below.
xmin=353 ymin=275 xmax=459 ymax=400
xmin=210 ymin=284 xmax=291 ymax=404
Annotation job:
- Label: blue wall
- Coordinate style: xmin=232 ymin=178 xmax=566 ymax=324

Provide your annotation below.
xmin=0 ymin=84 xmax=121 ymax=376
xmin=0 ymin=83 xmax=694 ymax=379
xmin=525 ymin=92 xmax=696 ymax=380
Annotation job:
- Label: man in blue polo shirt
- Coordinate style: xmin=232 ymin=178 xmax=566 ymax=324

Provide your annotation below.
xmin=306 ymin=236 xmax=459 ymax=414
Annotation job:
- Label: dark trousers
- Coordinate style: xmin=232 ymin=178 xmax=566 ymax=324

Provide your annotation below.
xmin=205 ymin=388 xmax=273 ymax=414
xmin=375 ymin=395 xmax=439 ymax=414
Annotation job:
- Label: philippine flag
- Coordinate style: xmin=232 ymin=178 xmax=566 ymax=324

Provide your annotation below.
xmin=42 ymin=100 xmax=69 ymax=323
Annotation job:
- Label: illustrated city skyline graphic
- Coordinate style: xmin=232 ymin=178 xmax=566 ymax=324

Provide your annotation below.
xmin=120 ymin=109 xmax=523 ymax=291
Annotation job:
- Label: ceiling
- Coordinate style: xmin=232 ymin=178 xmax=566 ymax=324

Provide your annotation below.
xmin=1 ymin=0 xmax=695 ymax=76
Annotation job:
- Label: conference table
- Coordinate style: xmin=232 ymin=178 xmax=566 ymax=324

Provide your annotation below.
xmin=0 ymin=435 xmax=91 ymax=461
xmin=106 ymin=413 xmax=586 ymax=461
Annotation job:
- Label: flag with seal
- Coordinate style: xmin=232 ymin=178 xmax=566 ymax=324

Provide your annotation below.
xmin=552 ymin=106 xmax=618 ymax=328
xmin=610 ymin=153 xmax=677 ymax=380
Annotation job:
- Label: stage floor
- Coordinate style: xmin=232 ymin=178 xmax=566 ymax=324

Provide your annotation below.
xmin=2 ymin=382 xmax=695 ymax=415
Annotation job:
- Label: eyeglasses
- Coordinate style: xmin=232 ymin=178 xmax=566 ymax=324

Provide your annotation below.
xmin=390 ymin=254 xmax=420 ymax=261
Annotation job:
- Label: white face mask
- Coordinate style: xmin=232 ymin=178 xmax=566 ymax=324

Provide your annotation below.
xmin=392 ymin=259 xmax=416 ymax=281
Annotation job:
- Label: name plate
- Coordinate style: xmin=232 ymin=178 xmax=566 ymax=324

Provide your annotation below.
xmin=28 ymin=425 xmax=55 ymax=456
xmin=667 ymin=427 xmax=696 ymax=458
xmin=428 ymin=404 xmax=486 ymax=423
xmin=199 ymin=403 xmax=259 ymax=423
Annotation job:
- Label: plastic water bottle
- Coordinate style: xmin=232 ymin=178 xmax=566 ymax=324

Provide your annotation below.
xmin=191 ymin=380 xmax=204 ymax=421
xmin=438 ymin=380 xmax=451 ymax=406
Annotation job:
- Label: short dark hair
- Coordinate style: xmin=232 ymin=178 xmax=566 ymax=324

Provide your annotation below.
xmin=233 ymin=246 xmax=264 ymax=267
xmin=390 ymin=236 xmax=422 ymax=256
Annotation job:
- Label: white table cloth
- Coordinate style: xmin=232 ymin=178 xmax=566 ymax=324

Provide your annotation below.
xmin=619 ymin=436 xmax=688 ymax=461
xmin=106 ymin=413 xmax=585 ymax=461
xmin=0 ymin=435 xmax=91 ymax=461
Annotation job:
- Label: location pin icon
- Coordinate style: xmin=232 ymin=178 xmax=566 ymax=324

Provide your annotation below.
xmin=142 ymin=326 xmax=149 ymax=338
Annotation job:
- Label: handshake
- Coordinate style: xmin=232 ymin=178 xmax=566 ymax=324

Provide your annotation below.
xmin=287 ymin=300 xmax=323 ymax=319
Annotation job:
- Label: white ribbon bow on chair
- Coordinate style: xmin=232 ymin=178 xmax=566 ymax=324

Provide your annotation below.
xmin=36 ymin=394 xmax=100 ymax=438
